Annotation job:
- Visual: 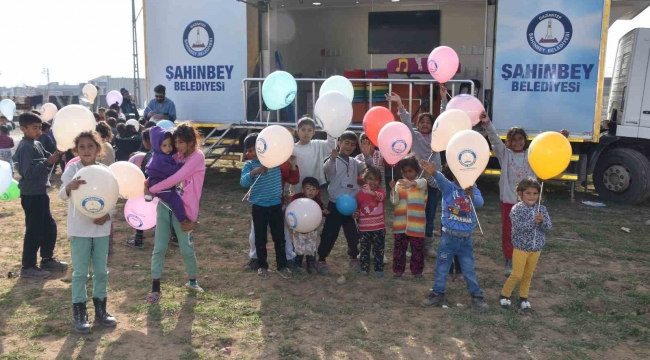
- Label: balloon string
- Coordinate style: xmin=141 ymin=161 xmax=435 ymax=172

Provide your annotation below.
xmin=46 ymin=164 xmax=55 ymax=184
xmin=418 ymin=153 xmax=434 ymax=179
xmin=266 ymin=110 xmax=270 ymax=127
xmin=533 ymin=181 xmax=544 ymax=245
xmin=391 ymin=167 xmax=394 ymax=181
xmin=241 ymin=174 xmax=262 ymax=202
xmin=469 ymin=196 xmax=483 ymax=235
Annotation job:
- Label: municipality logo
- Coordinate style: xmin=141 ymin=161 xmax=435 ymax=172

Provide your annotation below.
xmin=81 ymin=196 xmax=105 ymax=213
xmin=458 ymin=149 xmax=477 ymax=168
xmin=391 ymin=139 xmax=407 ymax=154
xmin=183 ymin=20 xmax=215 ymax=58
xmin=287 ymin=212 xmax=298 ymax=229
xmin=126 ymin=214 xmax=143 ymax=229
xmin=527 ymin=11 xmax=572 ymax=55
xmin=256 ymin=138 xmax=267 ymax=155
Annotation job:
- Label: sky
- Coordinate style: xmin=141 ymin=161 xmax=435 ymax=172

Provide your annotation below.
xmin=0 ymin=0 xmax=647 ymax=87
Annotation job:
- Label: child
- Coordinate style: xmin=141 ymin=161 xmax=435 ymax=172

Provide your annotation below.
xmin=241 ymin=133 xmax=300 ymax=272
xmin=13 ymin=113 xmax=66 ymax=279
xmin=59 ymin=131 xmax=117 ymax=333
xmin=146 ymin=126 xmax=187 ymax=223
xmin=146 ymin=123 xmax=206 ymax=303
xmin=98 ymin=107 xmax=107 ymax=122
xmin=290 ymin=116 xmax=336 ymax=194
xmin=390 ymin=155 xmax=427 ymax=278
xmin=240 ymin=133 xmax=297 ymax=279
xmin=39 ymin=122 xmax=57 ymax=155
xmin=290 ymin=177 xmax=327 ymax=274
xmin=318 ymin=131 xmax=374 ymax=275
xmin=500 ymin=178 xmax=552 ymax=313
xmin=95 ymin=122 xmax=115 ymax=166
xmin=0 ymin=125 xmax=14 ymax=170
xmin=353 ymin=167 xmax=386 ymax=277
xmin=355 ymin=133 xmax=385 ymax=190
xmin=420 ymin=161 xmax=489 ymax=311
xmin=126 ymin=129 xmax=152 ymax=248
xmin=387 ymin=92 xmax=442 ymax=257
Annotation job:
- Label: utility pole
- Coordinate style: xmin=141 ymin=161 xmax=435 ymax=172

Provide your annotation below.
xmin=132 ymin=0 xmax=141 ymax=107
xmin=42 ymin=68 xmax=50 ymax=101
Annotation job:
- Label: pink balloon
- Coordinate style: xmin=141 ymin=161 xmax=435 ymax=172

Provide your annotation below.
xmin=106 ymin=90 xmax=123 ymax=106
xmin=124 ymin=196 xmax=158 ymax=230
xmin=427 ymin=46 xmax=459 ymax=83
xmin=129 ymin=153 xmax=146 ymax=168
xmin=65 ymin=156 xmax=80 ymax=171
xmin=446 ymin=94 xmax=485 ymax=126
xmin=377 ymin=122 xmax=413 ymax=165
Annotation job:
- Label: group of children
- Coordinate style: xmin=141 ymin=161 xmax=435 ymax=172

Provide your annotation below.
xmin=12 ymin=110 xmax=207 ymax=334
xmin=241 ymin=92 xmax=554 ymax=313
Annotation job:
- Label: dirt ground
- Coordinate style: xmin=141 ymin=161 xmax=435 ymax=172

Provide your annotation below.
xmin=1 ymin=160 xmax=649 ymax=360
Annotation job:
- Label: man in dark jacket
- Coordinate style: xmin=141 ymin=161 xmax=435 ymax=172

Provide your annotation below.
xmin=120 ymin=88 xmax=140 ymax=121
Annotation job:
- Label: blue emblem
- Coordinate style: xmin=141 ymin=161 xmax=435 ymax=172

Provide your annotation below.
xmin=526 ymin=11 xmax=572 ymax=55
xmin=256 ymin=138 xmax=267 ymax=155
xmin=391 ymin=139 xmax=408 ymax=154
xmin=183 ymin=20 xmax=215 ymax=58
xmin=287 ymin=212 xmax=298 ymax=229
xmin=458 ymin=149 xmax=477 ymax=168
xmin=126 ymin=214 xmax=143 ymax=229
xmin=81 ymin=196 xmax=105 ymax=213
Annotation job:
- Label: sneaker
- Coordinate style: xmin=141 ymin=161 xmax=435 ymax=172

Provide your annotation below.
xmin=125 ymin=237 xmax=144 ymax=249
xmin=185 ymin=282 xmax=205 ymax=293
xmin=414 ymin=274 xmax=424 ymax=279
xmin=348 ymin=258 xmax=360 ymax=271
xmin=40 ymin=258 xmax=68 ymax=271
xmin=421 ymin=291 xmax=445 ymax=307
xmin=306 ymin=256 xmax=317 ymax=274
xmin=499 ymin=297 xmax=512 ymax=309
xmin=242 ymin=259 xmax=260 ymax=272
xmin=394 ymin=273 xmax=403 ymax=279
xmin=317 ymin=261 xmax=329 ymax=276
xmin=287 ymin=260 xmax=305 ymax=274
xmin=277 ymin=267 xmax=293 ymax=279
xmin=374 ymin=271 xmax=384 ymax=278
xmin=471 ymin=295 xmax=489 ymax=311
xmin=359 ymin=270 xmax=368 ymax=276
xmin=257 ymin=268 xmax=268 ymax=278
xmin=520 ymin=300 xmax=532 ymax=314
xmin=504 ymin=259 xmax=512 ymax=277
xmin=20 ymin=266 xmax=51 ymax=279
xmin=383 ymin=256 xmax=389 ymax=264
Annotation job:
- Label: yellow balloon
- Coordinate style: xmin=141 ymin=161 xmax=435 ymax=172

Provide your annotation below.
xmin=528 ymin=131 xmax=572 ymax=180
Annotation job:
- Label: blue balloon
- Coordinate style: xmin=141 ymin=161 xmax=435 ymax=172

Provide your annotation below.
xmin=336 ymin=194 xmax=357 ymax=216
xmin=261 ymin=71 xmax=297 ymax=110
xmin=157 ymin=120 xmax=175 ymax=130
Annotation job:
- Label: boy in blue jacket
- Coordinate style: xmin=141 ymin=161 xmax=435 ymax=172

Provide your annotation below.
xmin=419 ymin=160 xmax=489 ymax=311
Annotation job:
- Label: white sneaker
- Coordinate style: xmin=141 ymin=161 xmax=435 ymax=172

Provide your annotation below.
xmin=383 ymin=255 xmax=389 ymax=264
xmin=499 ymin=298 xmax=511 ymax=309
xmin=520 ymin=300 xmax=532 ymax=313
xmin=185 ymin=282 xmax=205 ymax=293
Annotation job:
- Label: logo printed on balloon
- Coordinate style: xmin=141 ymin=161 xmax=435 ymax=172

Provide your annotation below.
xmin=458 ymin=149 xmax=478 ymax=168
xmin=427 ymin=59 xmax=439 ymax=74
xmin=182 ymin=20 xmax=215 ymax=58
xmin=81 ymin=197 xmax=105 ymax=213
xmin=285 ymin=91 xmax=297 ymax=106
xmin=286 ymin=212 xmax=298 ymax=229
xmin=255 ymin=138 xmax=267 ymax=155
xmin=126 ymin=214 xmax=144 ymax=228
xmin=391 ymin=139 xmax=408 ymax=154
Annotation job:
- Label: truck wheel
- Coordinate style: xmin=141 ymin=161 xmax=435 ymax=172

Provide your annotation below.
xmin=593 ymin=148 xmax=650 ymax=204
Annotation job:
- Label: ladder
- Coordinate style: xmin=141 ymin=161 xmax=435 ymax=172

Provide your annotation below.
xmin=202 ymin=124 xmax=266 ymax=169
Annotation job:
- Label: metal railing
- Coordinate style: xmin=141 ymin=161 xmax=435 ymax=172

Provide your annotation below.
xmin=241 ymin=77 xmax=475 ymax=128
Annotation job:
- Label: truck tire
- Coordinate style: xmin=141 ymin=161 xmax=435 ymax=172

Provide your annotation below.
xmin=593 ymin=148 xmax=650 ymax=204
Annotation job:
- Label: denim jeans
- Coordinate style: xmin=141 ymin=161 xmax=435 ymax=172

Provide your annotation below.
xmin=431 ymin=232 xmax=483 ymax=296
xmin=425 ymin=187 xmax=439 ymax=238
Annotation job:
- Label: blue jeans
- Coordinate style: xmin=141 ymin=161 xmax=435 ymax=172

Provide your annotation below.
xmin=431 ymin=232 xmax=483 ymax=296
xmin=425 ymin=187 xmax=439 ymax=238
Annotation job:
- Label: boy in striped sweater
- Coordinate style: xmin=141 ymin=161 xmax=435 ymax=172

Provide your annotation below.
xmin=389 ymin=155 xmax=428 ymax=278
xmin=240 ymin=133 xmax=298 ymax=279
xmin=419 ymin=161 xmax=489 ymax=311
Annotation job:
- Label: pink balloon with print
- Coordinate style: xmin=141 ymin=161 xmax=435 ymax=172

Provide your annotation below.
xmin=446 ymin=94 xmax=485 ymax=126
xmin=124 ymin=195 xmax=158 ymax=230
xmin=129 ymin=152 xmax=146 ymax=168
xmin=65 ymin=157 xmax=80 ymax=171
xmin=377 ymin=122 xmax=413 ymax=165
xmin=427 ymin=46 xmax=459 ymax=83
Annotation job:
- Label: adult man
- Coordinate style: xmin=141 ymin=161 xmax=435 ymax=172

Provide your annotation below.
xmin=144 ymin=85 xmax=176 ymax=122
xmin=120 ymin=88 xmax=140 ymax=120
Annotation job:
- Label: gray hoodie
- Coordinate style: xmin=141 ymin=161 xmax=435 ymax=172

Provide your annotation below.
xmin=13 ymin=137 xmax=52 ymax=195
xmin=397 ymin=107 xmax=441 ymax=187
xmin=324 ymin=155 xmax=373 ymax=202
xmin=484 ymin=122 xmax=536 ymax=204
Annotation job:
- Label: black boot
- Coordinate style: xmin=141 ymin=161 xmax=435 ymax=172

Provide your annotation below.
xmin=93 ymin=297 xmax=117 ymax=326
xmin=73 ymin=302 xmax=91 ymax=334
xmin=306 ymin=256 xmax=317 ymax=274
xmin=294 ymin=255 xmax=304 ymax=268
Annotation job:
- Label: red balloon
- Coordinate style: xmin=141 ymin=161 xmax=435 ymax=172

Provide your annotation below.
xmin=363 ymin=106 xmax=394 ymax=146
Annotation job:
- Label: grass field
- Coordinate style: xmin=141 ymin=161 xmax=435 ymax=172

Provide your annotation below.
xmin=1 ymin=161 xmax=649 ymax=360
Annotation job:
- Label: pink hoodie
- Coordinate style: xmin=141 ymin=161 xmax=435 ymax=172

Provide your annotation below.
xmin=149 ymin=150 xmax=205 ymax=222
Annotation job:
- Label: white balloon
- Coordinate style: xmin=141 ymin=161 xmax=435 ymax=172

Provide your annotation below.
xmin=40 ymin=103 xmax=58 ymax=122
xmin=256 ymin=125 xmax=295 ymax=168
xmin=108 ymin=161 xmax=146 ymax=199
xmin=83 ymin=84 xmax=98 ymax=103
xmin=285 ymin=198 xmax=323 ymax=233
xmin=71 ymin=165 xmax=119 ymax=219
xmin=319 ymin=75 xmax=354 ymax=103
xmin=430 ymin=109 xmax=472 ymax=152
xmin=52 ymin=105 xmax=96 ymax=151
xmin=314 ymin=91 xmax=353 ymax=137
xmin=0 ymin=99 xmax=16 ymax=121
xmin=445 ymin=130 xmax=490 ymax=189
xmin=0 ymin=160 xmax=12 ymax=195
xmin=106 ymin=90 xmax=123 ymax=107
